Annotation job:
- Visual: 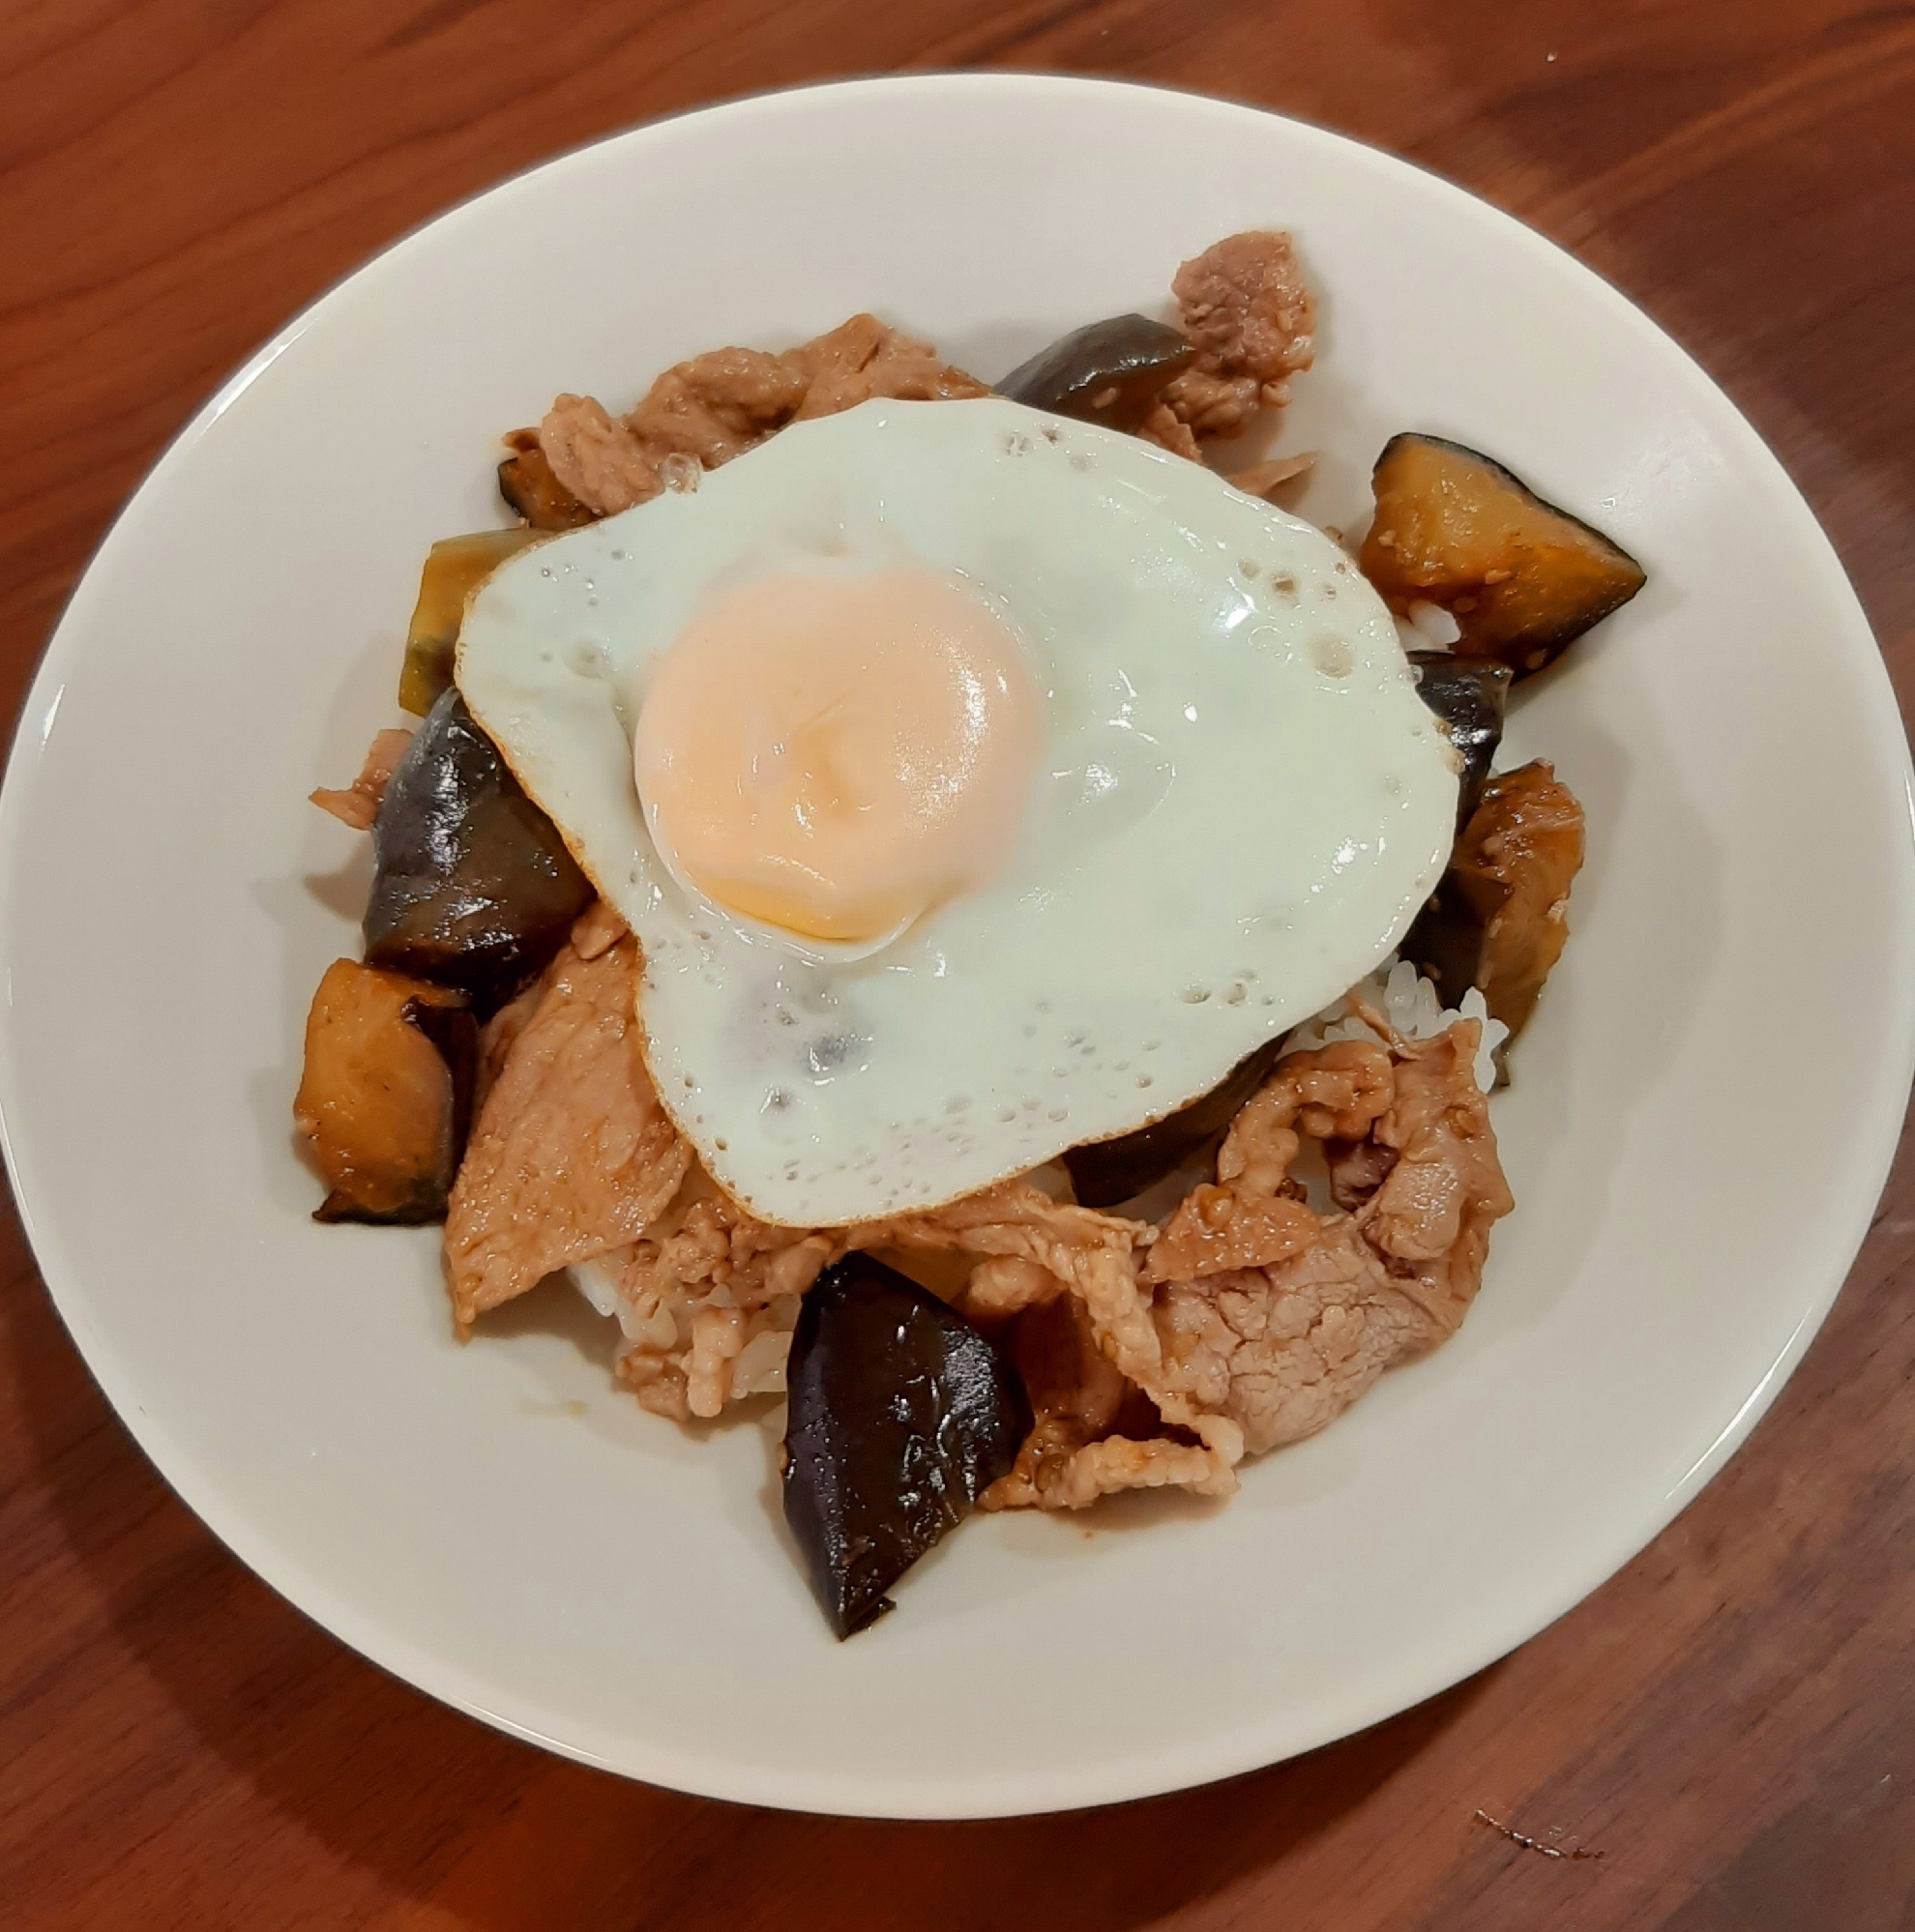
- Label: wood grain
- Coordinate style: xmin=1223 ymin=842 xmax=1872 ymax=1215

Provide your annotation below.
xmin=3 ymin=2 xmax=1912 ymax=1926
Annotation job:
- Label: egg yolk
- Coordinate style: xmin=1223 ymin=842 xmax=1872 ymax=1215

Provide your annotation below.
xmin=633 ymin=571 xmax=1043 ymax=945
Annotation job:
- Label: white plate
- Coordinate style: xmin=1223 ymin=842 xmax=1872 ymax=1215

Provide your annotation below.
xmin=2 ymin=75 xmax=1910 ymax=1820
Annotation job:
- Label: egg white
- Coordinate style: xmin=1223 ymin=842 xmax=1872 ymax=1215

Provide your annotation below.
xmin=458 ymin=397 xmax=1457 ymax=1225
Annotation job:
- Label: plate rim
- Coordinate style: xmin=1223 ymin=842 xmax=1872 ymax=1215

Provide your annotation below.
xmin=3 ymin=70 xmax=1911 ymax=1820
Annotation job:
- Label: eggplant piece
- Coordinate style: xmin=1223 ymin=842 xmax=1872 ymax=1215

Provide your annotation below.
xmin=1400 ymin=758 xmax=1585 ymax=1041
xmin=1064 ymin=1036 xmax=1286 ymax=1210
xmin=782 ymin=1253 xmax=1031 ymax=1637
xmin=498 ymin=428 xmax=598 ymax=531
xmin=1360 ymin=433 xmax=1646 ymax=677
xmin=398 ymin=527 xmax=545 ymax=716
xmin=1408 ymin=651 xmax=1512 ymax=829
xmin=997 ymin=314 xmax=1196 ymax=433
xmin=364 ymin=686 xmax=593 ymax=1007
xmin=294 ymin=958 xmax=477 ymax=1223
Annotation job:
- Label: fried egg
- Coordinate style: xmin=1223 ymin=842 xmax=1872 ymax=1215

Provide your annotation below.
xmin=457 ymin=396 xmax=1457 ymax=1225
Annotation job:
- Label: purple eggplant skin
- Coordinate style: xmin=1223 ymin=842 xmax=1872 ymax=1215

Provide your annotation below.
xmin=402 ymin=997 xmax=478 ymax=1165
xmin=1408 ymin=651 xmax=1512 ymax=829
xmin=781 ymin=1253 xmax=1032 ymax=1638
xmin=996 ymin=314 xmax=1195 ymax=432
xmin=363 ymin=687 xmax=593 ymax=1011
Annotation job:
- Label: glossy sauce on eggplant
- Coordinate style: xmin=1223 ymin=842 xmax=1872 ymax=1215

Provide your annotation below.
xmin=781 ymin=1254 xmax=1030 ymax=1637
xmin=1401 ymin=758 xmax=1585 ymax=1041
xmin=997 ymin=313 xmax=1195 ymax=432
xmin=364 ymin=687 xmax=593 ymax=1010
xmin=1361 ymin=433 xmax=1646 ymax=676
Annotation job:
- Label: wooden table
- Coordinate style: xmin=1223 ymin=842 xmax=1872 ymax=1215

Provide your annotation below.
xmin=4 ymin=3 xmax=1911 ymax=1925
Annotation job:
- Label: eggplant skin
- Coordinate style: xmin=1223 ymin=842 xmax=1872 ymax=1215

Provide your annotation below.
xmin=295 ymin=959 xmax=478 ymax=1224
xmin=1064 ymin=1035 xmax=1285 ymax=1210
xmin=1408 ymin=651 xmax=1512 ymax=829
xmin=1401 ymin=758 xmax=1586 ymax=1042
xmin=782 ymin=1254 xmax=1031 ymax=1638
xmin=364 ymin=687 xmax=594 ymax=1009
xmin=497 ymin=429 xmax=598 ymax=531
xmin=398 ymin=528 xmax=546 ymax=717
xmin=996 ymin=314 xmax=1195 ymax=433
xmin=1361 ymin=433 xmax=1646 ymax=676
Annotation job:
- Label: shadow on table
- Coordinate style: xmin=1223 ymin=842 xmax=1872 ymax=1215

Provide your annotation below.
xmin=6 ymin=1206 xmax=1491 ymax=1931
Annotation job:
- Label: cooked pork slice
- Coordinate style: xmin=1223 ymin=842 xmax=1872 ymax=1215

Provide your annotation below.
xmin=615 ymin=1174 xmax=840 ymax=1321
xmin=960 ymin=1254 xmax=1066 ymax=1316
xmin=610 ymin=1177 xmax=1131 ymax=1423
xmin=622 ymin=346 xmax=810 ymax=470
xmin=1004 ymin=1431 xmax=1232 ymax=1509
xmin=537 ymin=394 xmax=661 ymax=516
xmin=309 ymin=727 xmax=414 ymax=832
xmin=443 ymin=933 xmax=690 ymax=1329
xmin=1154 ymin=1232 xmax=1430 ymax=1454
xmin=1162 ymin=231 xmax=1315 ymax=438
xmin=1138 ymin=400 xmax=1202 ymax=459
xmin=1227 ymin=452 xmax=1315 ymax=499
xmin=1147 ymin=1039 xmax=1393 ymax=1283
xmin=473 ymin=976 xmax=543 ymax=1116
xmin=471 ymin=903 xmax=626 ymax=1112
xmin=860 ymin=1181 xmax=1243 ymax=1502
xmin=1350 ymin=1021 xmax=1514 ymax=1336
xmin=783 ymin=312 xmax=990 ymax=418
xmin=856 ymin=1181 xmax=1162 ymax=1390
xmin=538 ymin=318 xmax=987 ymax=516
xmin=546 ymin=348 xmax=805 ymax=513
xmin=1149 ymin=1022 xmax=1512 ymax=1455
xmin=535 ymin=245 xmax=1307 ymax=521
xmin=567 ymin=898 xmax=629 ymax=960
xmin=983 ymin=1293 xmax=1185 ymax=1511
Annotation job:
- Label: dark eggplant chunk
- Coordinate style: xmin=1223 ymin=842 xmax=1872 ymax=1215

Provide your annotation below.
xmin=997 ymin=314 xmax=1195 ymax=433
xmin=1360 ymin=433 xmax=1646 ymax=677
xmin=1408 ymin=651 xmax=1512 ymax=829
xmin=782 ymin=1254 xmax=1031 ymax=1638
xmin=364 ymin=686 xmax=593 ymax=1007
xmin=497 ymin=428 xmax=599 ymax=531
xmin=404 ymin=996 xmax=478 ymax=1149
xmin=1064 ymin=1036 xmax=1286 ymax=1210
xmin=294 ymin=959 xmax=478 ymax=1223
xmin=1401 ymin=758 xmax=1585 ymax=1043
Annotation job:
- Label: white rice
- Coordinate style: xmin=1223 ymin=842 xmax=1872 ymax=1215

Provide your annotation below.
xmin=571 ymin=1254 xmax=676 ymax=1348
xmin=728 ymin=1328 xmax=791 ymax=1398
xmin=1281 ymin=955 xmax=1506 ymax=1095
xmin=1397 ymin=601 xmax=1462 ymax=651
xmin=572 ymin=1256 xmax=621 ymax=1320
